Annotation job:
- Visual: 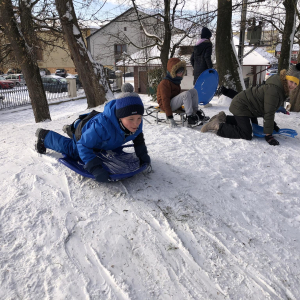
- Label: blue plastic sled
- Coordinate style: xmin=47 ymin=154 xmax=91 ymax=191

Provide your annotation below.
xmin=252 ymin=124 xmax=298 ymax=138
xmin=194 ymin=69 xmax=219 ymax=105
xmin=59 ymin=145 xmax=149 ymax=181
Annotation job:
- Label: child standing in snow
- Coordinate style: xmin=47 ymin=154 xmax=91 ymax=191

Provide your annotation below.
xmin=157 ymin=57 xmax=205 ymax=127
xmin=190 ymin=27 xmax=213 ymax=85
xmin=201 ymin=63 xmax=300 ymax=146
xmin=35 ymin=83 xmax=150 ymax=182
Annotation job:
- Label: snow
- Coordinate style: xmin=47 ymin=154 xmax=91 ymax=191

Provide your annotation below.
xmin=232 ymin=37 xmax=277 ymax=66
xmin=1 ymin=93 xmax=300 ymax=299
xmin=73 ymin=24 xmax=81 ymax=36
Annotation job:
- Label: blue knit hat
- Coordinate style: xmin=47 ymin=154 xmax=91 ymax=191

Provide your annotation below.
xmin=201 ymin=27 xmax=212 ymax=39
xmin=115 ymin=92 xmax=144 ymax=119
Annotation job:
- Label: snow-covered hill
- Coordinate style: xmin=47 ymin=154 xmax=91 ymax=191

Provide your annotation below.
xmin=1 ymin=95 xmax=300 ymax=299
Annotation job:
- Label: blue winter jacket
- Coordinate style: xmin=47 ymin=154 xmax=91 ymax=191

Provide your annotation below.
xmin=76 ymin=100 xmax=143 ymax=164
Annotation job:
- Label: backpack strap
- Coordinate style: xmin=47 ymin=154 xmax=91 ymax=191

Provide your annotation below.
xmin=74 ymin=110 xmax=101 ymax=141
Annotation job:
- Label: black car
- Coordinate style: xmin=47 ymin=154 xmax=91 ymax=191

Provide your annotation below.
xmin=74 ymin=74 xmax=82 ymax=90
xmin=104 ymin=68 xmax=116 ymax=79
xmin=41 ymin=75 xmax=68 ymax=93
xmin=55 ymin=69 xmax=67 ymax=78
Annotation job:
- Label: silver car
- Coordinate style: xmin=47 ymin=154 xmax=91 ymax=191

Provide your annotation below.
xmin=5 ymin=74 xmax=26 ymax=86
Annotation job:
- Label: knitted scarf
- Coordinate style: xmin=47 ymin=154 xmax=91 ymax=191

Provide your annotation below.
xmin=164 ymin=71 xmax=183 ymax=85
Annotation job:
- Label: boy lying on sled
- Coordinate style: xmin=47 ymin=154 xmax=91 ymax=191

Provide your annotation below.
xmin=35 ymin=83 xmax=150 ymax=182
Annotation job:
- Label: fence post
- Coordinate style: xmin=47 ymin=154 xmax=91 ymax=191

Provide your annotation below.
xmin=66 ymin=77 xmax=77 ymax=98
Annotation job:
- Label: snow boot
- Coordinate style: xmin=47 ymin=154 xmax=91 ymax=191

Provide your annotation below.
xmin=35 ymin=128 xmax=49 ymax=154
xmin=200 ymin=118 xmax=221 ymax=133
xmin=187 ymin=115 xmax=200 ymax=126
xmin=208 ymin=111 xmax=226 ymax=124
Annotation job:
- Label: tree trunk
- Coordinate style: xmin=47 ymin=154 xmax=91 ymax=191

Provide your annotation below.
xmin=55 ymin=0 xmax=110 ymax=108
xmin=216 ymin=0 xmax=243 ymax=92
xmin=278 ymin=0 xmax=297 ymax=72
xmin=0 ymin=0 xmax=51 ymax=123
xmin=160 ymin=0 xmax=171 ymax=77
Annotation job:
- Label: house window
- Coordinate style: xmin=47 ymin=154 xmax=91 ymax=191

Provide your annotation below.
xmin=114 ymin=44 xmax=127 ymax=55
xmin=124 ymin=27 xmax=127 ymax=31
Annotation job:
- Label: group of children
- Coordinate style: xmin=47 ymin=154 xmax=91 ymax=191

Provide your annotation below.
xmin=35 ymin=28 xmax=300 ymax=182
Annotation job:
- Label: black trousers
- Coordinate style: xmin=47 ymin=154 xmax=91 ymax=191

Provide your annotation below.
xmin=217 ymin=116 xmax=257 ymax=140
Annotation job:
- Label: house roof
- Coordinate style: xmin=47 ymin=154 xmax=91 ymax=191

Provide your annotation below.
xmin=86 ymin=7 xmax=184 ymax=40
xmin=233 ymin=38 xmax=277 ymax=66
xmin=119 ymin=38 xmax=277 ymax=67
xmin=86 ymin=8 xmax=135 ymax=39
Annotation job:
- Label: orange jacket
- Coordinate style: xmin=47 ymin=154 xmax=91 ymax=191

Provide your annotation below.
xmin=157 ymin=79 xmax=181 ymax=117
xmin=156 ymin=58 xmax=186 ymax=117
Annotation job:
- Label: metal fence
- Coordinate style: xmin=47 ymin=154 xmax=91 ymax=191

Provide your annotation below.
xmin=0 ymin=85 xmax=85 ymax=110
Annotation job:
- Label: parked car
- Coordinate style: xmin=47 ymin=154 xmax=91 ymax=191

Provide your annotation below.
xmin=39 ymin=68 xmax=51 ymax=76
xmin=41 ymin=75 xmax=68 ymax=93
xmin=55 ymin=69 xmax=67 ymax=78
xmin=104 ymin=67 xmax=116 ymax=79
xmin=0 ymin=76 xmax=14 ymax=89
xmin=265 ymin=69 xmax=278 ymax=80
xmin=5 ymin=74 xmax=26 ymax=86
xmin=7 ymin=68 xmax=22 ymax=75
xmin=74 ymin=74 xmax=82 ymax=90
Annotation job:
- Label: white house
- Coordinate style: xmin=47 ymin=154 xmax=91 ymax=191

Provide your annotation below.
xmin=86 ymin=8 xmax=166 ymax=71
xmin=233 ymin=37 xmax=278 ymax=87
xmin=117 ymin=45 xmax=195 ymax=93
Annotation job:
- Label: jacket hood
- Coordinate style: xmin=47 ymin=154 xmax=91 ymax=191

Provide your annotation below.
xmin=167 ymin=58 xmax=186 ymax=78
xmin=266 ymin=71 xmax=289 ymax=97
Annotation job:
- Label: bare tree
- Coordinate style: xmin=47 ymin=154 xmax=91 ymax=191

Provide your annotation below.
xmin=246 ymin=0 xmax=299 ymax=71
xmin=128 ymin=0 xmax=216 ymax=75
xmin=216 ymin=0 xmax=244 ymax=92
xmin=55 ymin=0 xmax=111 ymax=108
xmin=0 ymin=0 xmax=51 ymax=123
xmin=278 ymin=0 xmax=298 ymax=71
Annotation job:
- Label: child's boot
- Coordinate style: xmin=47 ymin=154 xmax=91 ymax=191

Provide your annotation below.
xmin=35 ymin=128 xmax=49 ymax=154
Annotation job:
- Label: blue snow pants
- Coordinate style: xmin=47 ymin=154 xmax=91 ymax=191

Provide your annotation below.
xmin=44 ymin=131 xmax=80 ymax=161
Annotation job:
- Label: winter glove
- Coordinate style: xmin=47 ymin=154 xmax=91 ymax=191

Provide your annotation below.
xmin=84 ymin=157 xmax=110 ymax=182
xmin=265 ymin=135 xmax=280 ymax=146
xmin=273 ymin=122 xmax=280 ymax=132
xmin=168 ymin=118 xmax=177 ymax=128
xmin=134 ymin=144 xmax=151 ymax=166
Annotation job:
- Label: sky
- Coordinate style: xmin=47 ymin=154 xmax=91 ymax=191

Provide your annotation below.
xmin=1 ymin=87 xmax=300 ymax=299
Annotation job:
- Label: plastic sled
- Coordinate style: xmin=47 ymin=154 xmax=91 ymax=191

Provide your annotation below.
xmin=59 ymin=145 xmax=149 ymax=181
xmin=252 ymin=124 xmax=298 ymax=138
xmin=194 ymin=69 xmax=219 ymax=105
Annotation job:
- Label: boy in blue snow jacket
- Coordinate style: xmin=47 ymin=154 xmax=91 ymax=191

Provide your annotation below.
xmin=35 ymin=84 xmax=150 ymax=182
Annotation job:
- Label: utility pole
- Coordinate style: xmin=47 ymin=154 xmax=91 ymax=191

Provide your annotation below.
xmin=238 ymin=0 xmax=248 ymax=66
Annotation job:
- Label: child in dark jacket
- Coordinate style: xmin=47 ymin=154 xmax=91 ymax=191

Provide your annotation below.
xmin=190 ymin=27 xmax=213 ymax=85
xmin=201 ymin=63 xmax=300 ymax=146
xmin=35 ymin=84 xmax=150 ymax=182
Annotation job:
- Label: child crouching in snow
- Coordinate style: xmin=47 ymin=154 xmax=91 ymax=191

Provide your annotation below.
xmin=201 ymin=63 xmax=300 ymax=146
xmin=35 ymin=83 xmax=150 ymax=182
xmin=157 ymin=57 xmax=206 ymax=127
